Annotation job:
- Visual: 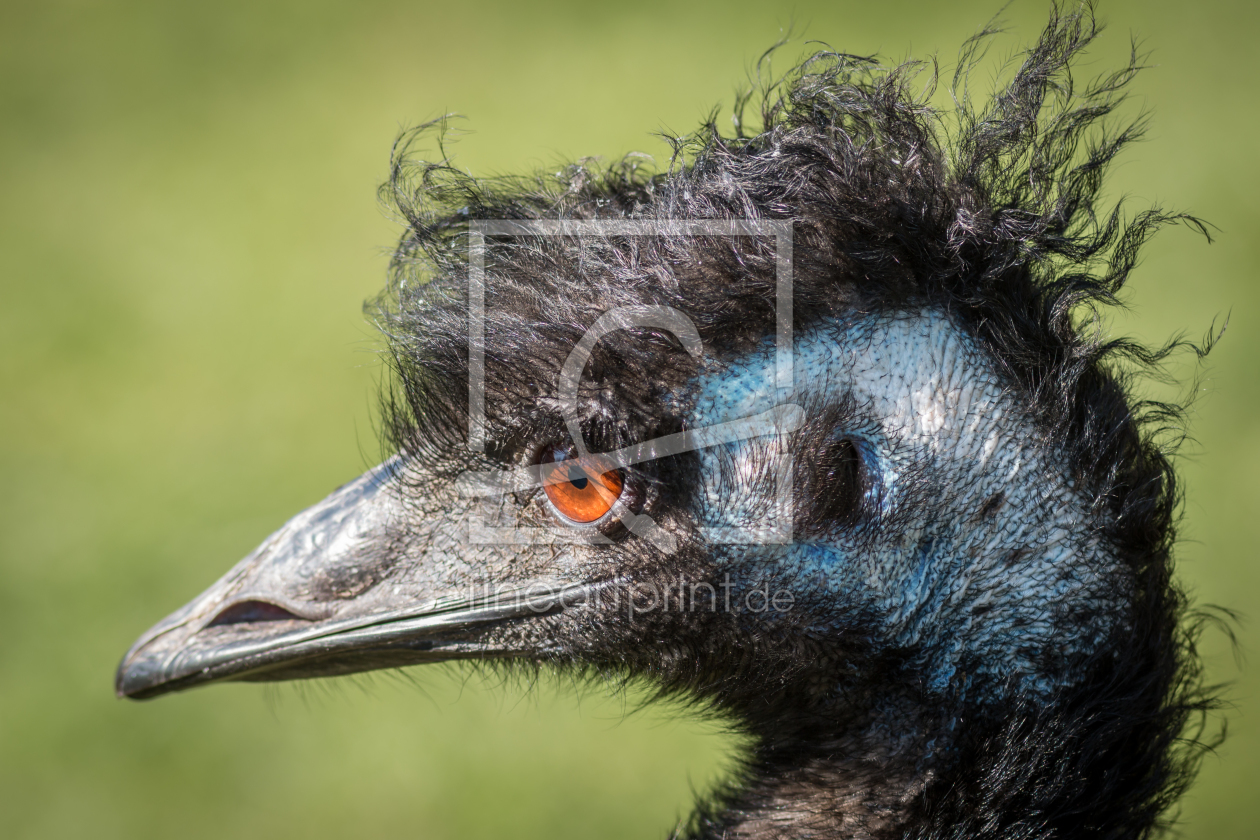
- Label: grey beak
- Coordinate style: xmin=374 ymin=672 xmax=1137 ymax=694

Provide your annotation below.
xmin=115 ymin=459 xmax=599 ymax=700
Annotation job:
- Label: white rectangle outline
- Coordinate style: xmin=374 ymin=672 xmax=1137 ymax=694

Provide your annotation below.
xmin=467 ymin=219 xmax=795 ymax=545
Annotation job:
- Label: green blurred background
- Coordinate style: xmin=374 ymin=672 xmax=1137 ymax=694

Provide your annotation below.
xmin=1 ymin=0 xmax=1255 ymax=837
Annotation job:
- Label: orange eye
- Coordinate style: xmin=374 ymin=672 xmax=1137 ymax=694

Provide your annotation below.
xmin=539 ymin=447 xmax=624 ymax=523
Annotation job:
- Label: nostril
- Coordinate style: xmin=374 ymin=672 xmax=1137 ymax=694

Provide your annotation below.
xmin=208 ymin=600 xmax=303 ymax=627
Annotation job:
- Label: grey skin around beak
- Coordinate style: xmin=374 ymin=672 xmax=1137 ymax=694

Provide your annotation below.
xmin=115 ymin=459 xmax=601 ymax=699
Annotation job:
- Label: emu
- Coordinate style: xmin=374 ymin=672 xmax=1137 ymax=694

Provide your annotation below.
xmin=116 ymin=8 xmax=1215 ymax=839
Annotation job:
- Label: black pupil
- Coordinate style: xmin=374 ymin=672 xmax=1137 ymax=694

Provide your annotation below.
xmin=567 ymin=465 xmax=588 ymax=489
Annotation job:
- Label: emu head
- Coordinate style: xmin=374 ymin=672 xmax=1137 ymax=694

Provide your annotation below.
xmin=117 ymin=11 xmax=1208 ymax=839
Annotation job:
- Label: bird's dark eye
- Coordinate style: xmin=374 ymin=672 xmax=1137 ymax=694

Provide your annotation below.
xmin=538 ymin=446 xmax=625 ymax=523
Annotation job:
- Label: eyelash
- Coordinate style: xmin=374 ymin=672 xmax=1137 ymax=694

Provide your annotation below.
xmin=528 ymin=441 xmax=665 ymax=540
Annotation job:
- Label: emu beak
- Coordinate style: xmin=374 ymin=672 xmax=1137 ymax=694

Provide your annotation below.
xmin=115 ymin=459 xmax=597 ymax=700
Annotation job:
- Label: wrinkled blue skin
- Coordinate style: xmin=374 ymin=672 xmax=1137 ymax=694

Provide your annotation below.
xmin=687 ymin=310 xmax=1122 ymax=704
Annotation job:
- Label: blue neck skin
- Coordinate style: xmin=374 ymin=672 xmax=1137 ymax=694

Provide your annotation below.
xmin=684 ymin=310 xmax=1124 ymax=706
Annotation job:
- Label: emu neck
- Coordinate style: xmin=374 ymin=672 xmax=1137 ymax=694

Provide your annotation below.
xmin=695 ymin=693 xmax=947 ymax=840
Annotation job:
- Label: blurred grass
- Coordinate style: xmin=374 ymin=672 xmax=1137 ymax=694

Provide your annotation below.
xmin=1 ymin=0 xmax=1257 ymax=837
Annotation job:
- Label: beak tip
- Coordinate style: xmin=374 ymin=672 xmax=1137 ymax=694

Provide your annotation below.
xmin=114 ymin=668 xmax=136 ymax=700
xmin=114 ymin=649 xmax=167 ymax=700
xmin=114 ymin=662 xmax=140 ymax=700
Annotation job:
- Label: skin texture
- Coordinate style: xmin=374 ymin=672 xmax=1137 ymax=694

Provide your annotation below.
xmin=690 ymin=312 xmax=1125 ymax=705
